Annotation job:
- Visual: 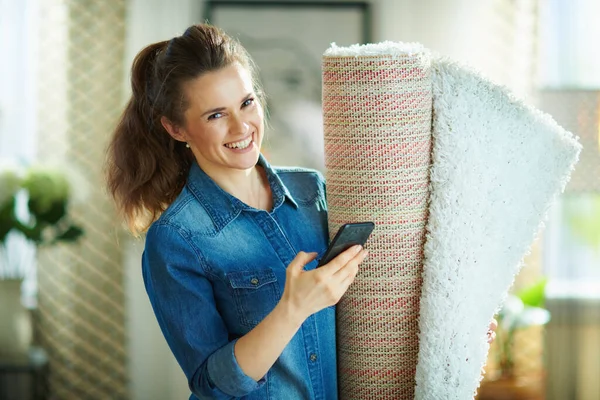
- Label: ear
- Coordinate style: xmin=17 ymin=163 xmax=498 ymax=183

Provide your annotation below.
xmin=160 ymin=116 xmax=186 ymax=142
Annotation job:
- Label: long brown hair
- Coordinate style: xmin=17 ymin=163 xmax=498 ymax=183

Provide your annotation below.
xmin=106 ymin=24 xmax=264 ymax=234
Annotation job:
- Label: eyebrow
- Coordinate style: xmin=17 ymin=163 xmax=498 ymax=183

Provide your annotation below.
xmin=200 ymin=93 xmax=254 ymax=117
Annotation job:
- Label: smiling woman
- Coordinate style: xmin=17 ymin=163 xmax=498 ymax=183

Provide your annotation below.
xmin=160 ymin=64 xmax=266 ymax=193
xmin=105 ymin=24 xmax=368 ymax=400
xmin=161 ymin=63 xmax=272 ymax=211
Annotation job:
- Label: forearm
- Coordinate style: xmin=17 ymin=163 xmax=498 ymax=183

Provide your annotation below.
xmin=234 ymin=299 xmax=305 ymax=381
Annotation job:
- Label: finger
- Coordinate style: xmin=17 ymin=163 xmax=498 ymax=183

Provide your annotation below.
xmin=333 ymin=249 xmax=368 ymax=280
xmin=489 ymin=318 xmax=498 ymax=331
xmin=288 ymin=251 xmax=318 ymax=274
xmin=320 ymin=245 xmax=363 ymax=275
xmin=339 ymin=261 xmax=360 ymax=288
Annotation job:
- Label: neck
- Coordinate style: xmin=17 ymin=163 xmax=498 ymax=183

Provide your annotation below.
xmin=199 ymin=160 xmax=272 ymax=211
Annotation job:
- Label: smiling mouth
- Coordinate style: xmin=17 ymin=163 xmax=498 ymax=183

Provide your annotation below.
xmin=224 ymin=133 xmax=254 ymax=150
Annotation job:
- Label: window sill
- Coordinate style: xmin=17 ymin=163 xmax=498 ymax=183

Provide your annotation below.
xmin=546 ymin=280 xmax=600 ymax=301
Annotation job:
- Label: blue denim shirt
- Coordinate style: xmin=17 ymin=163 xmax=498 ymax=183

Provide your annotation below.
xmin=142 ymin=154 xmax=336 ymax=399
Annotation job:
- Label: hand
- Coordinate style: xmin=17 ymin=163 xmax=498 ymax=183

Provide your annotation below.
xmin=487 ymin=318 xmax=498 ymax=343
xmin=280 ymin=245 xmax=368 ymax=321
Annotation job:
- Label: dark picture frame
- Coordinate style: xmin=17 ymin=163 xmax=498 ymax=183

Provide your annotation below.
xmin=204 ymin=1 xmax=372 ymax=45
xmin=203 ymin=1 xmax=372 ymax=169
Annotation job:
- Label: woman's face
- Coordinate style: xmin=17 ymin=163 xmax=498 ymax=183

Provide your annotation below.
xmin=173 ymin=63 xmax=264 ymax=175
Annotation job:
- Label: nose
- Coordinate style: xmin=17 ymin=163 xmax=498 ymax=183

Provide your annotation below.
xmin=229 ymin=113 xmax=250 ymax=136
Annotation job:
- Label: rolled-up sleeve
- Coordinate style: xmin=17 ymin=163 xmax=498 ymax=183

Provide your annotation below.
xmin=142 ymin=223 xmax=265 ymax=399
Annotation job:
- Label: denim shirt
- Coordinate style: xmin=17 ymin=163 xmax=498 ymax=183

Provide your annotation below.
xmin=142 ymin=154 xmax=336 ymax=399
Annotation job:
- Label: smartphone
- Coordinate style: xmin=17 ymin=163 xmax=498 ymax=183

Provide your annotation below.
xmin=316 ymin=222 xmax=375 ymax=267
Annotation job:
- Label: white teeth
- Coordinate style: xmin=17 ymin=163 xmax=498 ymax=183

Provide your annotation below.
xmin=225 ymin=137 xmax=252 ymax=149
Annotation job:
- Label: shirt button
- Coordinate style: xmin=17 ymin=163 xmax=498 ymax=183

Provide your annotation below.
xmin=309 ymin=353 xmax=318 ymax=362
xmin=250 ymin=278 xmax=259 ymax=285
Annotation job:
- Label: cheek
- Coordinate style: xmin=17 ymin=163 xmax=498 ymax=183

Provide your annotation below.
xmin=190 ymin=124 xmax=223 ymax=145
xmin=254 ymin=106 xmax=265 ymax=127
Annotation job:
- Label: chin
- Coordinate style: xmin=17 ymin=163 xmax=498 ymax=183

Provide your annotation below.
xmin=229 ymin=151 xmax=260 ymax=170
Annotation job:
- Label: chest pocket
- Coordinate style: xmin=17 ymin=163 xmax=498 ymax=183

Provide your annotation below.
xmin=227 ymin=269 xmax=281 ymax=329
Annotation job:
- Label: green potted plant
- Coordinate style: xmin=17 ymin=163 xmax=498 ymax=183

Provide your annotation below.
xmin=0 ymin=162 xmax=83 ymax=359
xmin=1 ymin=166 xmax=84 ymax=246
xmin=478 ymin=278 xmax=550 ymax=400
xmin=495 ymin=278 xmax=550 ymax=378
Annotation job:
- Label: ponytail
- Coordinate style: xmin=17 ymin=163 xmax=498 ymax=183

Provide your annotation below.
xmin=106 ymin=40 xmax=193 ymax=235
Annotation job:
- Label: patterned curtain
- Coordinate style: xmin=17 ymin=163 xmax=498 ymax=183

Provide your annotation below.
xmin=35 ymin=1 xmax=127 ymax=398
xmin=485 ymin=0 xmax=539 ymax=99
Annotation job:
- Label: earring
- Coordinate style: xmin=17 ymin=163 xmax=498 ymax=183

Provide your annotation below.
xmin=185 ymin=143 xmax=190 ymax=148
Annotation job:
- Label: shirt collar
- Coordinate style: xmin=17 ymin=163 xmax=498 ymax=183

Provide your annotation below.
xmin=186 ymin=154 xmax=298 ymax=231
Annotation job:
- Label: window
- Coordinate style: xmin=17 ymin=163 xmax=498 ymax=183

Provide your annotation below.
xmin=538 ymin=0 xmax=600 ymax=296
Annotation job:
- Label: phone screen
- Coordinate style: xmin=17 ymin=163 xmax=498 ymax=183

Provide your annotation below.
xmin=316 ymin=222 xmax=375 ymax=267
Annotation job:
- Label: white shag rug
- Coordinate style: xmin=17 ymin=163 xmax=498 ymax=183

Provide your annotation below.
xmin=413 ymin=58 xmax=582 ymax=399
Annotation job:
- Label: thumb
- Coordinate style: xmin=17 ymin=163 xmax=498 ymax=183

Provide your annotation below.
xmin=288 ymin=251 xmax=318 ymax=273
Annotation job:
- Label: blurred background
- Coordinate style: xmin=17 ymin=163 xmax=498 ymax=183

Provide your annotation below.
xmin=0 ymin=0 xmax=598 ymax=399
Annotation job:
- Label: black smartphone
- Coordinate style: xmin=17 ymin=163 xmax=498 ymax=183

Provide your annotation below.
xmin=316 ymin=222 xmax=375 ymax=267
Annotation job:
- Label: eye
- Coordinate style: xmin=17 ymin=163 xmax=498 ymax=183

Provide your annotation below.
xmin=207 ymin=112 xmax=223 ymax=120
xmin=242 ymin=98 xmax=255 ymax=108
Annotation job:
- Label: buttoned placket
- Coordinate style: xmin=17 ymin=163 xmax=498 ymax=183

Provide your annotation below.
xmin=302 ymin=315 xmax=324 ymax=400
xmin=251 ymin=207 xmax=325 ymax=400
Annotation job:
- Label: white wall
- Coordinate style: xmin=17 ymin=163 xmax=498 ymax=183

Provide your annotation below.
xmin=126 ymin=238 xmax=190 ymax=400
xmin=375 ymin=0 xmax=538 ymax=97
xmin=376 ymin=0 xmax=498 ymax=65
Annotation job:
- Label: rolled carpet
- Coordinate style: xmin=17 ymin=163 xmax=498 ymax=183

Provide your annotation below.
xmin=322 ymin=42 xmax=433 ymax=399
xmin=322 ymin=44 xmax=581 ymax=399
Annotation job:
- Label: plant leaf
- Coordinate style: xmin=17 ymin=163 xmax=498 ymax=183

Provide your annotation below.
xmin=55 ymin=225 xmax=84 ymax=242
xmin=29 ymin=199 xmax=67 ymax=224
xmin=516 ymin=277 xmax=548 ymax=308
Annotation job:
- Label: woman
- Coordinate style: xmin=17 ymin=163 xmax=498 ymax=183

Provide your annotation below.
xmin=106 ymin=24 xmax=367 ymax=399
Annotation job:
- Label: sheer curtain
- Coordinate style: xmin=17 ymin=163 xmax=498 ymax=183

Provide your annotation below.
xmin=0 ymin=0 xmax=37 ymax=161
xmin=0 ymin=0 xmax=39 ymax=304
